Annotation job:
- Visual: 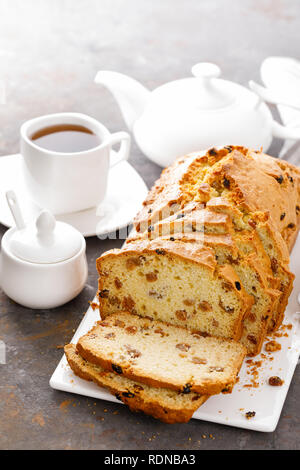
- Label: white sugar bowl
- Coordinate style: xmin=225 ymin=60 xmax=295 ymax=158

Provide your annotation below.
xmin=0 ymin=191 xmax=88 ymax=309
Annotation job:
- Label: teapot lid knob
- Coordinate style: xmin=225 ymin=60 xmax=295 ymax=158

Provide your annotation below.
xmin=191 ymin=63 xmax=221 ymax=80
xmin=190 ymin=62 xmax=236 ymax=109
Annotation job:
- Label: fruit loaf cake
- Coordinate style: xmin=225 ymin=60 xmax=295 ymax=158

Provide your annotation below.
xmin=76 ymin=312 xmax=247 ymax=395
xmin=131 ymin=209 xmax=282 ymax=355
xmin=97 ymin=238 xmax=253 ymax=341
xmin=131 ymin=146 xmax=298 ymax=329
xmin=65 ymin=344 xmax=207 ymax=423
xmin=96 ymin=146 xmax=298 ymax=358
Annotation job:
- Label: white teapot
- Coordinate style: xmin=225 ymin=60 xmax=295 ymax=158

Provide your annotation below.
xmin=95 ymin=62 xmax=300 ymax=167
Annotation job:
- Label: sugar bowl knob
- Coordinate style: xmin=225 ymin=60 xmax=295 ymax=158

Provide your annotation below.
xmin=36 ymin=210 xmax=56 ymax=238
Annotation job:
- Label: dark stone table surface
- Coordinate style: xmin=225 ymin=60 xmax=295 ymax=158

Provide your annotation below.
xmin=0 ymin=0 xmax=299 ymax=450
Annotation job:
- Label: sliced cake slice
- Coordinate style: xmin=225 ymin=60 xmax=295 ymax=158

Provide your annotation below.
xmin=150 ymin=233 xmax=281 ymax=355
xmin=65 ymin=344 xmax=207 ymax=424
xmin=76 ymin=312 xmax=247 ymax=396
xmin=206 ymin=198 xmax=295 ymax=331
xmin=133 ymin=152 xmax=204 ymax=234
xmin=97 ymin=239 xmax=253 ymax=341
xmin=134 ymin=204 xmax=283 ymax=349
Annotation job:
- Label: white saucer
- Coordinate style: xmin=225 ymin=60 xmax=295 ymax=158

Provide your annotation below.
xmin=0 ymin=153 xmax=148 ymax=237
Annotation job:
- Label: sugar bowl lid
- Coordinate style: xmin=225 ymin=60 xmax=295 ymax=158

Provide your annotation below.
xmin=7 ymin=198 xmax=83 ymax=264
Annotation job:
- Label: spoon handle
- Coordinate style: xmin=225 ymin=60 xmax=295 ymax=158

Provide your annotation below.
xmin=6 ymin=190 xmax=26 ymax=230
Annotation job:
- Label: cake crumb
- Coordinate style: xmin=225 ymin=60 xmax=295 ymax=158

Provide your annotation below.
xmin=245 ymin=411 xmax=255 ymax=419
xmin=89 ymin=301 xmax=99 ymax=311
xmin=265 ymin=341 xmax=281 ymax=352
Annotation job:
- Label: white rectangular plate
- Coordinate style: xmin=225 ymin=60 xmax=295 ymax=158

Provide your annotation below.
xmin=50 ymin=235 xmax=300 ymax=432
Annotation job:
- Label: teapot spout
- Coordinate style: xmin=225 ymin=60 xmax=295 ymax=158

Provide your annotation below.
xmin=95 ymin=71 xmax=150 ymax=131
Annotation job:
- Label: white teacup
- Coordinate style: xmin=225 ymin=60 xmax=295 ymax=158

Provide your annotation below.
xmin=20 ymin=112 xmax=131 ymax=215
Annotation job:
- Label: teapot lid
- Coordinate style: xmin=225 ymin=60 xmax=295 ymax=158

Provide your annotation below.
xmin=9 ymin=210 xmax=83 ymax=264
xmin=151 ymin=62 xmax=246 ymax=111
xmin=190 ymin=63 xmax=235 ymax=109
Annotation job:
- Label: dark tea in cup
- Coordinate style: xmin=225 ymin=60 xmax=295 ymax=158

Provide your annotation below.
xmin=31 ymin=124 xmax=101 ymax=153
